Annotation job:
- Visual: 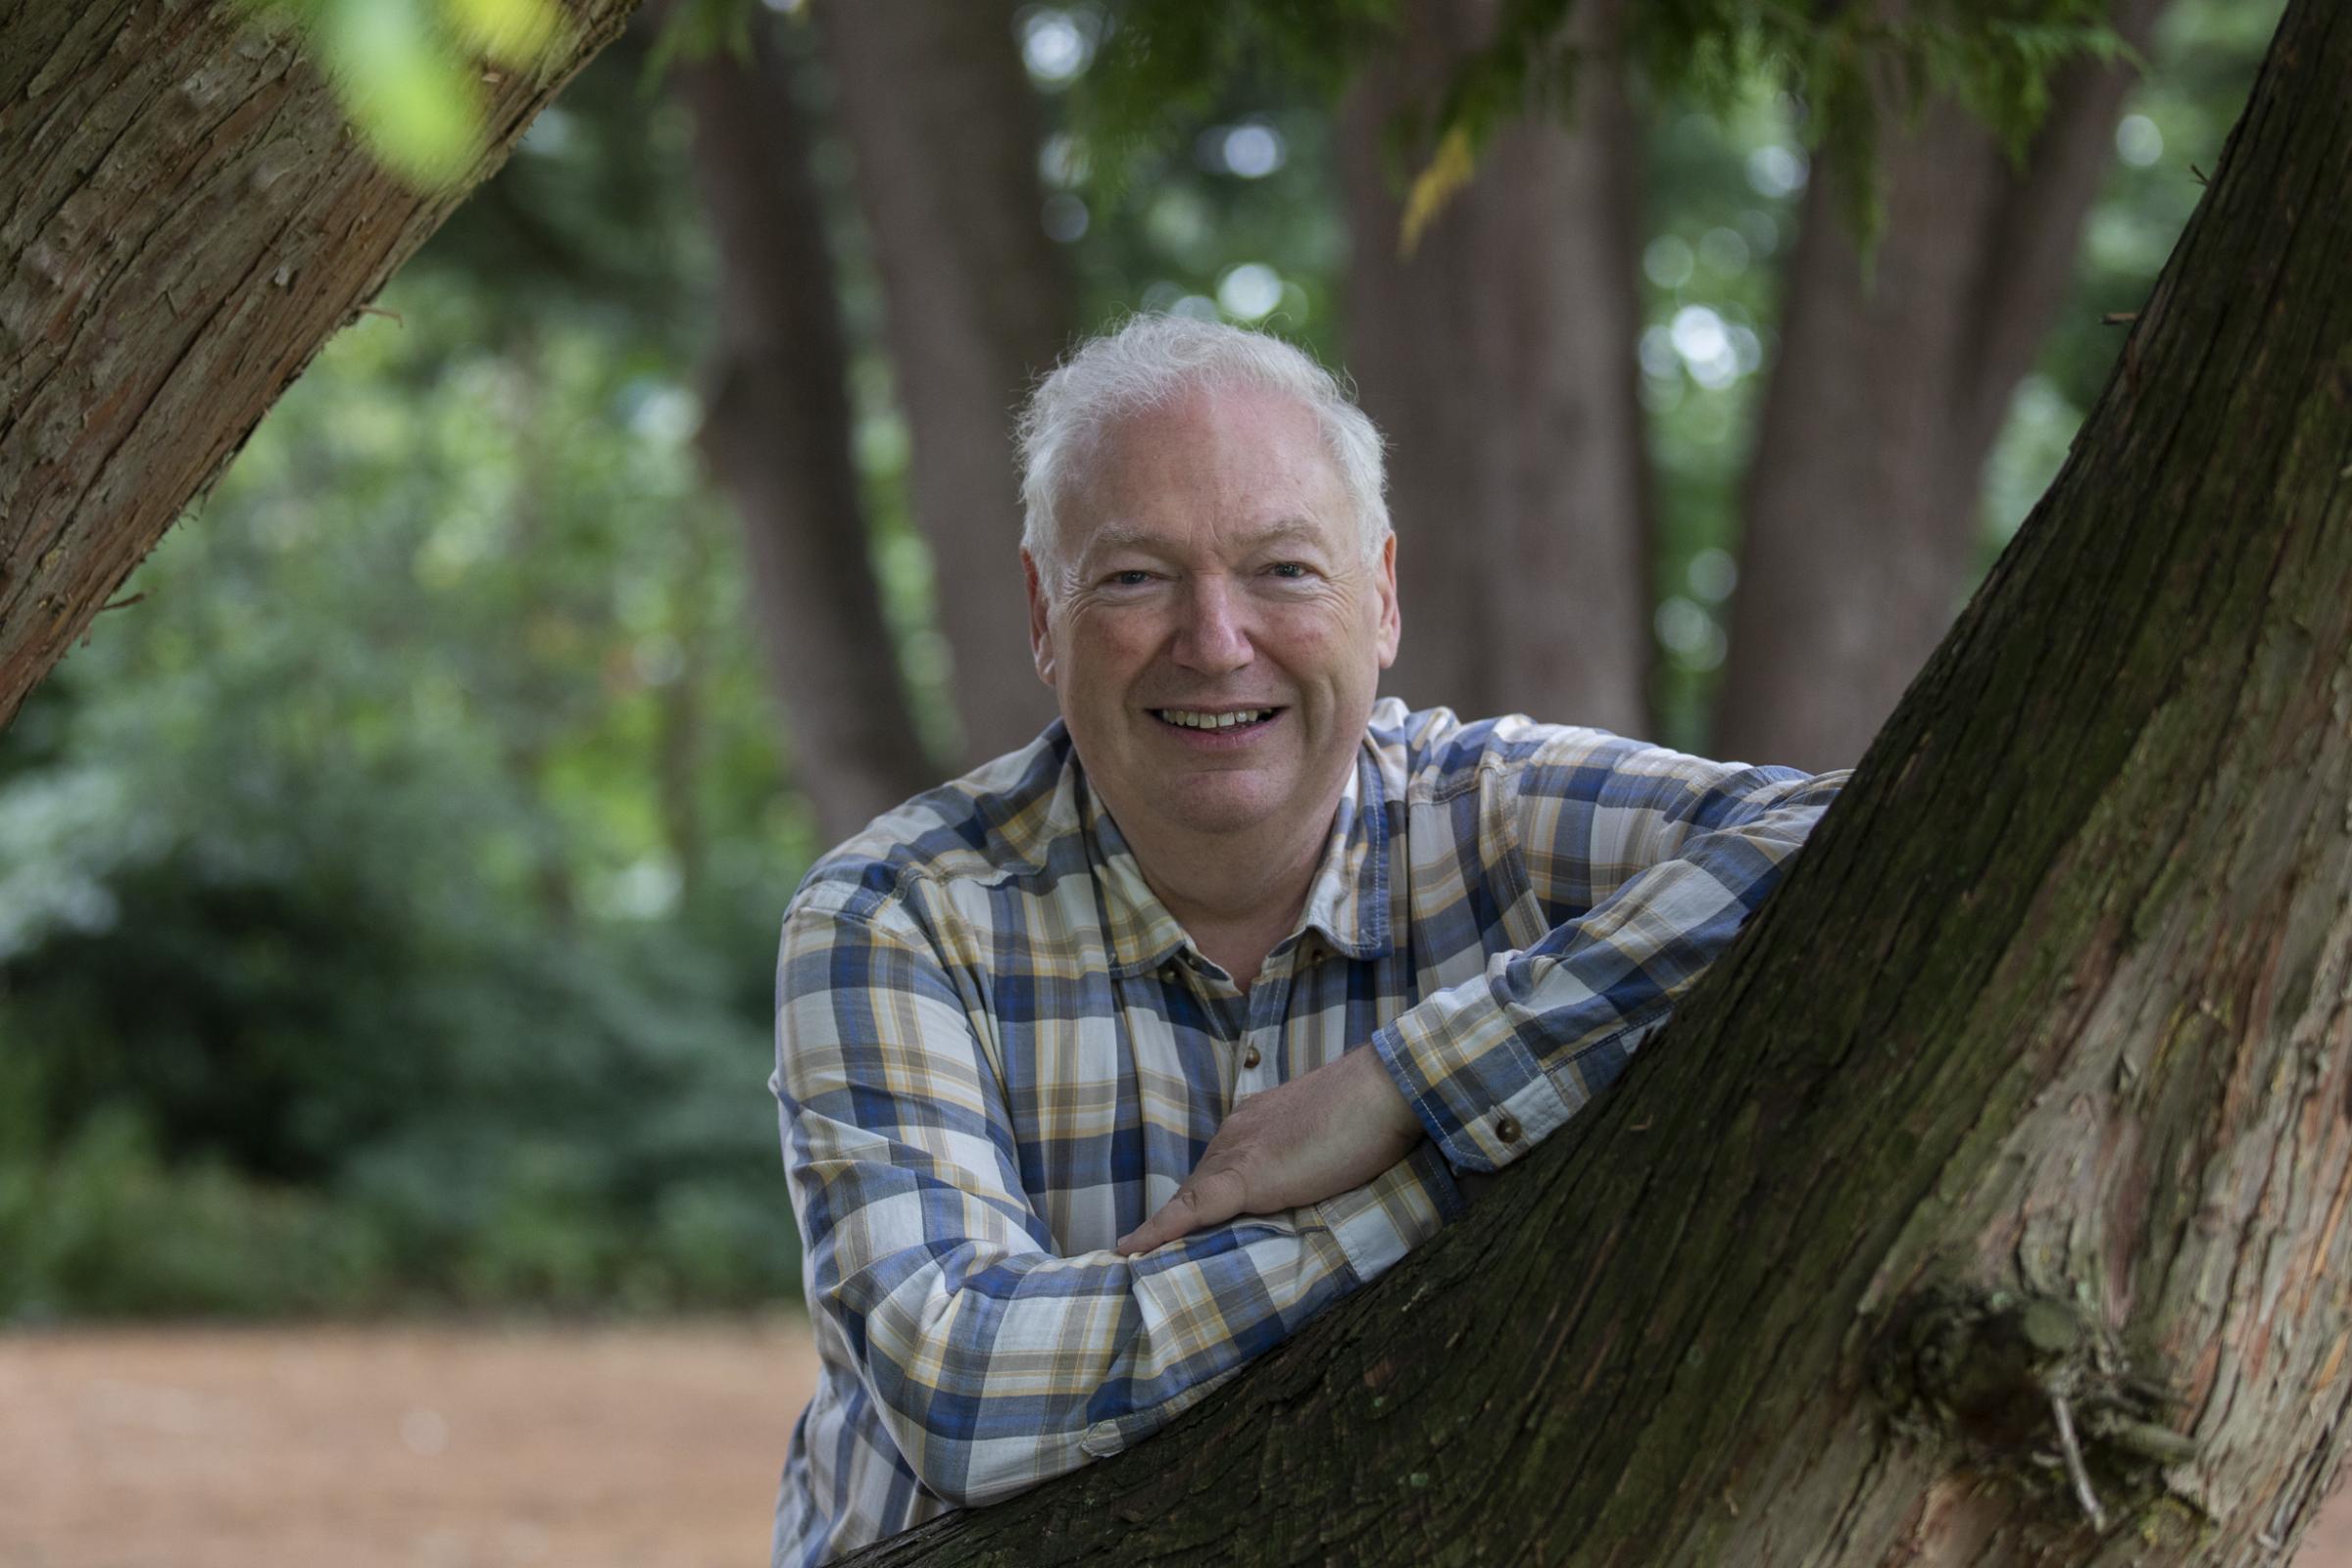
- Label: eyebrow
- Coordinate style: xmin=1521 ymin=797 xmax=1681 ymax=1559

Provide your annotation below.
xmin=1078 ymin=517 xmax=1329 ymax=565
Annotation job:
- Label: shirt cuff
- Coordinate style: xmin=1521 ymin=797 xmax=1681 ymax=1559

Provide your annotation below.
xmin=1311 ymin=1140 xmax=1462 ymax=1283
xmin=1371 ymin=965 xmax=1665 ymax=1173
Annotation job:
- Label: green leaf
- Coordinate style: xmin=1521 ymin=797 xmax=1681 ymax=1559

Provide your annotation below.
xmin=317 ymin=0 xmax=483 ymax=190
xmin=442 ymin=0 xmax=568 ymax=70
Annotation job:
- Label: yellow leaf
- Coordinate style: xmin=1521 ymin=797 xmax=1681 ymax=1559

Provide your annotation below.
xmin=1398 ymin=125 xmax=1476 ymax=257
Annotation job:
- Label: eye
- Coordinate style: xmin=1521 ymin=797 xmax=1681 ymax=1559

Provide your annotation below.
xmin=1267 ymin=562 xmax=1312 ymax=580
xmin=1104 ymin=568 xmax=1153 ymax=587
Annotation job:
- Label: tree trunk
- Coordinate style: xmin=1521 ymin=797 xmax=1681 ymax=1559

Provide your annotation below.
xmin=1712 ymin=0 xmax=2169 ymax=772
xmin=0 ymin=0 xmax=638 ymax=729
xmin=855 ymin=1 xmax=2352 ymax=1560
xmin=673 ymin=28 xmax=935 ymax=846
xmin=813 ymin=0 xmax=1070 ymax=766
xmin=1342 ymin=0 xmax=1651 ymax=738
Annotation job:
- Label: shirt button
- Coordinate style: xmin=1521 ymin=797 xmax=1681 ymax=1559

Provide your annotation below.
xmin=1494 ymin=1113 xmax=1522 ymax=1144
xmin=1241 ymin=1046 xmax=1262 ymax=1069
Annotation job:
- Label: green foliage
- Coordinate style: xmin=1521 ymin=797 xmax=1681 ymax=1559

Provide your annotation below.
xmin=1620 ymin=0 xmax=2274 ymax=747
xmin=0 ymin=259 xmax=807 ymax=1320
xmin=1974 ymin=0 xmax=2281 ymax=574
xmin=1082 ymin=0 xmax=2126 ymax=248
xmin=643 ymin=0 xmax=767 ymax=77
xmin=1074 ymin=1 xmax=1398 ymax=204
xmin=2 ymin=0 xmax=2278 ymax=1324
xmin=234 ymin=0 xmax=574 ymax=188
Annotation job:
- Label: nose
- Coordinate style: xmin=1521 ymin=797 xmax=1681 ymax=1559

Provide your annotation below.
xmin=1170 ymin=574 xmax=1253 ymax=676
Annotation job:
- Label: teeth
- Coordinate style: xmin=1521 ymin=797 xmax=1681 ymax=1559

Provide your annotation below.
xmin=1158 ymin=708 xmax=1272 ymax=730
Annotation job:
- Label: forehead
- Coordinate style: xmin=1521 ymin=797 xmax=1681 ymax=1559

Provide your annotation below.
xmin=1064 ymin=383 xmax=1353 ymax=560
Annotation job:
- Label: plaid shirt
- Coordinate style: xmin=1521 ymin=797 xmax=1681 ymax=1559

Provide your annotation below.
xmin=769 ymin=700 xmax=1842 ymax=1564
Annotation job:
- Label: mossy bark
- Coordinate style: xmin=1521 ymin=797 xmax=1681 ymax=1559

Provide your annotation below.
xmin=0 ymin=0 xmax=638 ymax=727
xmin=857 ymin=2 xmax=2352 ymax=1562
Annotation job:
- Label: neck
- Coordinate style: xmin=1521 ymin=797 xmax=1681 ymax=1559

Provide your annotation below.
xmin=1115 ymin=793 xmax=1340 ymax=990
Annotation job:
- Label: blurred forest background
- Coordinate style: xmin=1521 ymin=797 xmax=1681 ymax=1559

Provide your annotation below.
xmin=0 ymin=0 xmax=2286 ymax=1322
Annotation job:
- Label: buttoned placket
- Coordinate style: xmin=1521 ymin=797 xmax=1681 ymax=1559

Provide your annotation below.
xmin=1238 ymin=935 xmax=1325 ymax=1094
xmin=1169 ymin=949 xmax=1299 ymax=1102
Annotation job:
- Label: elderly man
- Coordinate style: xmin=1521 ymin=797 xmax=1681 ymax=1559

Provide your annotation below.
xmin=769 ymin=315 xmax=1842 ymax=1565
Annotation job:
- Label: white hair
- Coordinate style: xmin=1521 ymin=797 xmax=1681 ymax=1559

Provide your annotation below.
xmin=1015 ymin=315 xmax=1390 ymax=589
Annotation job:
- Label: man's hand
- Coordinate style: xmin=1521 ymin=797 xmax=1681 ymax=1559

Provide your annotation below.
xmin=1114 ymin=1043 xmax=1426 ymax=1255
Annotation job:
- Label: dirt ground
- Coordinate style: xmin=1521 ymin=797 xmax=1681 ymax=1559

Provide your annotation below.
xmin=3 ymin=1319 xmax=2348 ymax=1567
xmin=0 ymin=1320 xmax=815 ymax=1568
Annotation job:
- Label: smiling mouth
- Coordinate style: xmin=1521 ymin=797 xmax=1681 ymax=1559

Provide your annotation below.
xmin=1151 ymin=707 xmax=1282 ymax=732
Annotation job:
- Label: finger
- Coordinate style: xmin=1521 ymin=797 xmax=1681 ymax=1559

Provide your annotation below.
xmin=1114 ymin=1185 xmax=1204 ymax=1256
xmin=1116 ymin=1166 xmax=1246 ymax=1255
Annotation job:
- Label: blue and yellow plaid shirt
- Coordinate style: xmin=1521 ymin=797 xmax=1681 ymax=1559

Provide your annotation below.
xmin=770 ymin=700 xmax=1842 ymax=1564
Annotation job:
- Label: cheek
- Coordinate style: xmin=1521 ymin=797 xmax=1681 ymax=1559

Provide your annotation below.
xmin=1062 ymin=609 xmax=1163 ymax=683
xmin=1271 ymin=609 xmax=1360 ymax=669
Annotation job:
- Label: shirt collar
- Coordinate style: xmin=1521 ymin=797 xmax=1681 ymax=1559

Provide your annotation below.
xmin=1077 ymin=739 xmax=1395 ymax=979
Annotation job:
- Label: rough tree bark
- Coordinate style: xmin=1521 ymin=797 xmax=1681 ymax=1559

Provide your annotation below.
xmin=1342 ymin=0 xmax=1651 ymax=738
xmin=1712 ymin=0 xmax=2169 ymax=771
xmin=813 ymin=0 xmax=1070 ymax=766
xmin=0 ymin=0 xmax=639 ymax=730
xmin=854 ymin=1 xmax=2352 ymax=1561
xmin=674 ymin=27 xmax=935 ymax=846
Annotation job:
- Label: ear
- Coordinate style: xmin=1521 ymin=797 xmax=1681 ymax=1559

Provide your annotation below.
xmin=1022 ymin=550 xmax=1057 ymax=686
xmin=1373 ymin=532 xmax=1400 ymax=669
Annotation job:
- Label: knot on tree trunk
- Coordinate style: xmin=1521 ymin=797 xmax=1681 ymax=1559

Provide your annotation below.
xmin=1873 ymin=1285 xmax=2202 ymax=1535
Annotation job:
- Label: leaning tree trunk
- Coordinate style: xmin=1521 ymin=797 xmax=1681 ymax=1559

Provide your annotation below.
xmin=856 ymin=2 xmax=2352 ymax=1562
xmin=674 ymin=26 xmax=935 ymax=845
xmin=1342 ymin=0 xmax=1651 ymax=738
xmin=0 ymin=0 xmax=638 ymax=729
xmin=814 ymin=0 xmax=1070 ymax=765
xmin=1713 ymin=0 xmax=2168 ymax=772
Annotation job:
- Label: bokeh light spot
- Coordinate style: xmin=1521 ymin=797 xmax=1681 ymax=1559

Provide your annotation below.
xmin=1019 ymin=9 xmax=1095 ymax=86
xmin=1698 ymin=226 xmax=1750 ymax=276
xmin=1216 ymin=263 xmax=1283 ymax=320
xmin=1220 ymin=122 xmax=1286 ymax=178
xmin=2116 ymin=114 xmax=2164 ymax=168
xmin=1042 ymin=193 xmax=1089 ymax=243
xmin=1643 ymin=235 xmax=1695 ymax=289
xmin=1687 ymin=547 xmax=1739 ymax=604
xmin=1745 ymin=144 xmax=1807 ymax=198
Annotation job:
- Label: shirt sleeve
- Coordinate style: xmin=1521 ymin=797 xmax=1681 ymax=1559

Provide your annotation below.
xmin=773 ymin=888 xmax=1452 ymax=1509
xmin=1370 ymin=728 xmax=1847 ymax=1173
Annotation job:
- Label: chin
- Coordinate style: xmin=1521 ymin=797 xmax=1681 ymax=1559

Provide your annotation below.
xmin=1156 ymin=779 xmax=1285 ymax=838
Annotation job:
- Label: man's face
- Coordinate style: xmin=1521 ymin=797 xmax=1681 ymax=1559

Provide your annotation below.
xmin=1025 ymin=382 xmax=1399 ymax=846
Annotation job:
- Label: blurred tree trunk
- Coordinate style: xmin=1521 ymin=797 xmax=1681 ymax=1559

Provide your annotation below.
xmin=674 ymin=28 xmax=934 ymax=846
xmin=850 ymin=4 xmax=2352 ymax=1561
xmin=0 ymin=0 xmax=638 ymax=730
xmin=1712 ymin=0 xmax=2169 ymax=771
xmin=1342 ymin=0 xmax=1650 ymax=737
xmin=655 ymin=501 xmax=716 ymax=910
xmin=815 ymin=0 xmax=1070 ymax=765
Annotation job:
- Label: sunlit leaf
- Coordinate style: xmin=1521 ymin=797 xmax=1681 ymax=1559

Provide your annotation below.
xmin=317 ymin=0 xmax=483 ymax=190
xmin=1398 ymin=123 xmax=1475 ymax=256
xmin=442 ymin=0 xmax=567 ymax=69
